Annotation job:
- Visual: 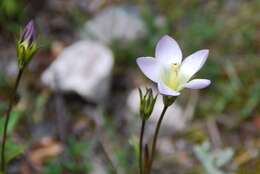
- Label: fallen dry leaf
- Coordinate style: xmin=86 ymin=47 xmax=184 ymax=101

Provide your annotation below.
xmin=28 ymin=136 xmax=63 ymax=169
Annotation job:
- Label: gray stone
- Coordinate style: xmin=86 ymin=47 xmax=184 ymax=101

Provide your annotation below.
xmin=80 ymin=6 xmax=147 ymax=44
xmin=0 ymin=46 xmax=18 ymax=78
xmin=90 ymin=158 xmax=107 ymax=174
xmin=41 ymin=40 xmax=114 ymax=103
xmin=157 ymin=137 xmax=175 ymax=156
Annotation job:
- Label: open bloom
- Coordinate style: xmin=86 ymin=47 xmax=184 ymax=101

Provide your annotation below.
xmin=137 ymin=35 xmax=211 ymax=96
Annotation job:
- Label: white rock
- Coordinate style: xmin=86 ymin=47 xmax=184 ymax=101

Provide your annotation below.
xmin=6 ymin=60 xmax=18 ymax=77
xmin=90 ymin=158 xmax=107 ymax=174
xmin=41 ymin=40 xmax=114 ymax=102
xmin=0 ymin=46 xmax=18 ymax=78
xmin=127 ymin=87 xmax=187 ymax=137
xmin=157 ymin=137 xmax=175 ymax=156
xmin=80 ymin=6 xmax=147 ymax=44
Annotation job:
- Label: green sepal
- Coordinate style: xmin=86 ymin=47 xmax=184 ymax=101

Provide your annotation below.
xmin=163 ymin=95 xmax=177 ymax=107
xmin=138 ymin=88 xmax=158 ymax=120
xmin=16 ymin=40 xmax=37 ymax=69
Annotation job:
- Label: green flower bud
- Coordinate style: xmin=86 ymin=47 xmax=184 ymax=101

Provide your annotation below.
xmin=16 ymin=20 xmax=38 ymax=69
xmin=138 ymin=88 xmax=158 ymax=120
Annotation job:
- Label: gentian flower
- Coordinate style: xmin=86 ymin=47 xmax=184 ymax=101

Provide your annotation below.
xmin=137 ymin=35 xmax=211 ymax=96
xmin=16 ymin=20 xmax=37 ymax=69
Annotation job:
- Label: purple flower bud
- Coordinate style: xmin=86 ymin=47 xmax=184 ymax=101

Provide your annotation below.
xmin=17 ymin=20 xmax=38 ymax=69
xmin=21 ymin=20 xmax=36 ymax=45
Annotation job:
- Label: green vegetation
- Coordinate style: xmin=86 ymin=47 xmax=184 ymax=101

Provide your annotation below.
xmin=0 ymin=0 xmax=259 ymax=173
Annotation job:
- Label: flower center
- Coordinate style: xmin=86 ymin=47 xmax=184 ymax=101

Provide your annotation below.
xmin=161 ymin=63 xmax=182 ymax=91
xmin=171 ymin=63 xmax=180 ymax=74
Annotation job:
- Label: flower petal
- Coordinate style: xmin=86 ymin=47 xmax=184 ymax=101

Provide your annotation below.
xmin=184 ymin=79 xmax=211 ymax=89
xmin=155 ymin=35 xmax=182 ymax=65
xmin=180 ymin=49 xmax=209 ymax=80
xmin=136 ymin=57 xmax=159 ymax=82
xmin=157 ymin=81 xmax=180 ymax=96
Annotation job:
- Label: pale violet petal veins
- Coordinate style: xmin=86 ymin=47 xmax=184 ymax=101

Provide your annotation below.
xmin=155 ymin=35 xmax=182 ymax=65
xmin=184 ymin=79 xmax=211 ymax=89
xmin=157 ymin=81 xmax=180 ymax=96
xmin=136 ymin=57 xmax=159 ymax=82
xmin=180 ymin=49 xmax=209 ymax=80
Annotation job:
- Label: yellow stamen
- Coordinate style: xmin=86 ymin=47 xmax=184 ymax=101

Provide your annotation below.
xmin=171 ymin=63 xmax=180 ymax=75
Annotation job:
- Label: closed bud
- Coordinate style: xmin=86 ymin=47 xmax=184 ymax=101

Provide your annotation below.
xmin=16 ymin=20 xmax=38 ymax=69
xmin=138 ymin=88 xmax=158 ymax=120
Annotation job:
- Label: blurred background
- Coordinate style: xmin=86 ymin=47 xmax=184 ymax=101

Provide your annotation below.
xmin=0 ymin=0 xmax=259 ymax=173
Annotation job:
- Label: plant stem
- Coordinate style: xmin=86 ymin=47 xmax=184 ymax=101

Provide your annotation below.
xmin=143 ymin=144 xmax=149 ymax=174
xmin=139 ymin=119 xmax=146 ymax=174
xmin=148 ymin=105 xmax=168 ymax=173
xmin=1 ymin=68 xmax=24 ymax=172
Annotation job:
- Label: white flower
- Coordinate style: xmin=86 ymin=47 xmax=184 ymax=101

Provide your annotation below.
xmin=136 ymin=35 xmax=211 ymax=96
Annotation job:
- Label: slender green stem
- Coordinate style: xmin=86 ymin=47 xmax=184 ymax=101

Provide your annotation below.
xmin=143 ymin=144 xmax=149 ymax=174
xmin=1 ymin=68 xmax=24 ymax=173
xmin=148 ymin=105 xmax=168 ymax=173
xmin=139 ymin=119 xmax=146 ymax=174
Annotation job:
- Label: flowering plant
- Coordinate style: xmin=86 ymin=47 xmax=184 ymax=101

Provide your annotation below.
xmin=136 ymin=35 xmax=211 ymax=174
xmin=1 ymin=20 xmax=38 ymax=173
